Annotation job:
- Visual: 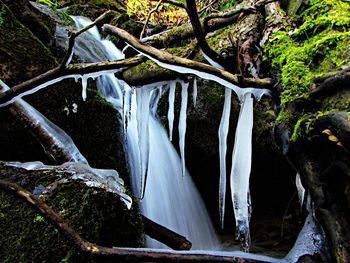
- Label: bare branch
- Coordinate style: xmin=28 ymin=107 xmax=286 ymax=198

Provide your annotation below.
xmin=185 ymin=0 xmax=227 ymax=69
xmin=311 ymin=67 xmax=350 ymax=99
xmin=142 ymin=215 xmax=192 ymax=250
xmin=60 ymin=10 xmax=113 ymax=68
xmin=0 ymin=178 xmax=268 ymax=262
xmin=103 ymin=24 xmax=273 ymax=91
xmin=150 ymin=0 xmax=186 ymax=9
xmin=0 ymin=56 xmax=144 ymax=107
xmin=198 ymin=0 xmax=218 ymax=14
xmin=140 ymin=0 xmax=164 ymax=39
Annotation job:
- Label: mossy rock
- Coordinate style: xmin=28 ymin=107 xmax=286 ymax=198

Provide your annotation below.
xmin=0 ymin=1 xmax=58 ymax=86
xmin=0 ymin=162 xmax=144 ymax=262
xmin=2 ymin=0 xmax=57 ymax=48
xmin=264 ymin=0 xmax=350 ymax=132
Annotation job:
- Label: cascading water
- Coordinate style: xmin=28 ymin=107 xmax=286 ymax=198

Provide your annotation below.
xmin=62 ymin=16 xmax=220 ymax=249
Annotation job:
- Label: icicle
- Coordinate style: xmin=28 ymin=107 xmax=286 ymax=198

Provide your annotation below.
xmin=296 ymin=172 xmax=305 ymax=208
xmin=218 ymin=88 xmax=232 ymax=229
xmin=136 ymin=87 xmax=151 ymax=198
xmin=192 ymin=78 xmax=198 ymax=107
xmin=122 ymin=42 xmax=272 ymax=100
xmin=230 ymin=92 xmax=254 ymax=252
xmin=167 ymin=80 xmax=176 ymax=141
xmin=122 ymin=44 xmax=131 ymax=55
xmin=64 ymin=51 xmax=74 ymax=66
xmin=202 ymin=51 xmax=224 ymax=70
xmin=81 ymin=76 xmax=88 ymax=101
xmin=178 ymin=81 xmax=189 ymax=177
xmin=122 ymin=83 xmax=132 ymax=133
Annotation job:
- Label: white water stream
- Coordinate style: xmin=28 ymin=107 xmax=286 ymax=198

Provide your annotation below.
xmin=64 ymin=16 xmax=219 ymax=249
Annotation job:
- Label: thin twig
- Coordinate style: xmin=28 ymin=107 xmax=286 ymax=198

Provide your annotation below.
xmin=60 ymin=10 xmax=113 ymax=68
xmin=150 ymin=0 xmax=186 ymax=9
xmin=140 ymin=0 xmax=164 ymax=39
xmin=198 ymin=0 xmax=218 ymax=14
xmin=185 ymin=0 xmax=227 ymax=69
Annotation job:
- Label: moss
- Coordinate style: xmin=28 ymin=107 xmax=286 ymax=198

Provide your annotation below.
xmin=290 ymin=116 xmax=306 ymax=142
xmin=123 ymin=58 xmax=178 ymax=85
xmin=0 ymin=164 xmax=144 ymax=262
xmin=206 ymin=27 xmax=232 ymax=51
xmin=0 ymin=2 xmax=57 ymax=86
xmin=264 ymin=0 xmax=350 ymax=131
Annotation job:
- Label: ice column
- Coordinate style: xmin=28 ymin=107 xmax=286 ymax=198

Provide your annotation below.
xmin=178 ymin=81 xmax=189 ymax=177
xmin=167 ymin=80 xmax=176 ymax=141
xmin=192 ymin=78 xmax=198 ymax=107
xmin=81 ymin=76 xmax=88 ymax=101
xmin=136 ymin=87 xmax=151 ymax=198
xmin=218 ymin=88 xmax=232 ymax=229
xmin=296 ymin=172 xmax=305 ymax=208
xmin=122 ymin=83 xmax=132 ymax=133
xmin=230 ymin=92 xmax=254 ymax=252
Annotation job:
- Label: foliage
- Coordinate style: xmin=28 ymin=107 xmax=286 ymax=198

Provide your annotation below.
xmin=214 ymin=0 xmax=240 ymax=12
xmin=126 ymin=0 xmax=189 ymax=25
xmin=36 ymin=0 xmax=59 ymax=8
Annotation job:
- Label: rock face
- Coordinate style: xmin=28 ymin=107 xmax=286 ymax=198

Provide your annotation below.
xmin=0 ymin=162 xmax=144 ymax=262
xmin=0 ymin=1 xmax=143 ymax=260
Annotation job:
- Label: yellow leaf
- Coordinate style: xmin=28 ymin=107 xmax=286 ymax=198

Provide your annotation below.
xmin=322 ymin=129 xmax=332 ymax=135
xmin=328 ymin=135 xmax=338 ymax=142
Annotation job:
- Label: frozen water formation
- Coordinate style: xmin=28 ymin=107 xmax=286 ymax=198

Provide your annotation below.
xmin=58 ymin=15 xmax=273 ymax=252
xmin=65 ymin=16 xmax=220 ymax=249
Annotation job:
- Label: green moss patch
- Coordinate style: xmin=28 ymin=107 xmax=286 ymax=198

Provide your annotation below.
xmin=0 ymin=163 xmax=144 ymax=262
xmin=265 ymin=0 xmax=350 ymax=106
xmin=264 ymin=0 xmax=350 ymax=137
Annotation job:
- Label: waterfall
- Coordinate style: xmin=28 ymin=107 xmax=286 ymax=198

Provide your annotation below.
xmin=64 ymin=16 xmax=219 ymax=249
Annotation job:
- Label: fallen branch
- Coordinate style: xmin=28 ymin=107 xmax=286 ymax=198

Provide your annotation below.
xmin=185 ymin=0 xmax=227 ymax=69
xmin=0 ymin=178 xmax=269 ymax=262
xmin=103 ymin=24 xmax=273 ymax=93
xmin=0 ymin=56 xmax=144 ymax=107
xmin=142 ymin=215 xmax=192 ymax=250
xmin=310 ymin=70 xmax=350 ymax=99
xmin=0 ymin=82 xmax=87 ymax=163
